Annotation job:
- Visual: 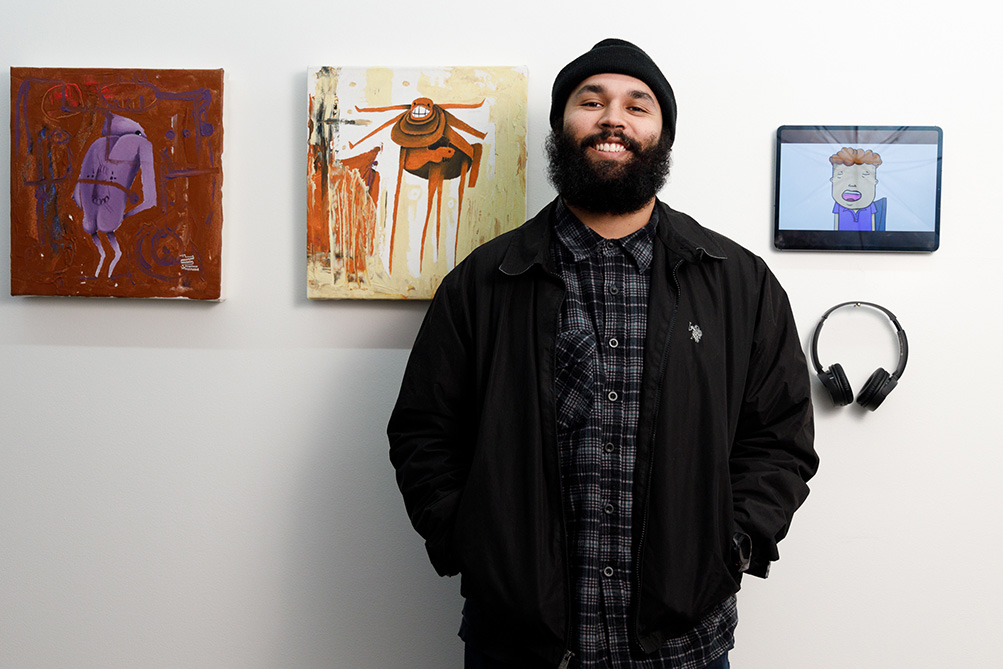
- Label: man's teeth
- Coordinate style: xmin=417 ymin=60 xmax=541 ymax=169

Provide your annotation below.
xmin=595 ymin=142 xmax=626 ymax=153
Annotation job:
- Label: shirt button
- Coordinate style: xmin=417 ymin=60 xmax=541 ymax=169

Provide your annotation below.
xmin=608 ymin=285 xmax=620 ymax=295
xmin=607 ymin=390 xmax=618 ymax=402
xmin=608 ymin=338 xmax=619 ymax=348
xmin=604 ymin=442 xmax=616 ymax=454
xmin=603 ymin=566 xmax=615 ymax=578
xmin=604 ymin=503 xmax=615 ymax=515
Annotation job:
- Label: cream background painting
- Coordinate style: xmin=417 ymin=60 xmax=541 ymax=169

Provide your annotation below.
xmin=307 ymin=66 xmax=527 ymax=299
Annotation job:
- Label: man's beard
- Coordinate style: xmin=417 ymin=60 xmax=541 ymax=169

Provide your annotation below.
xmin=545 ymin=127 xmax=671 ymax=215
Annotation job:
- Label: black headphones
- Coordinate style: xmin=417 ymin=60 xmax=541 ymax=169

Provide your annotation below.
xmin=810 ymin=302 xmax=909 ymax=411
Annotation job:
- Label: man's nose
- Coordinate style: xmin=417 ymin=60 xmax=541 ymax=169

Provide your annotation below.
xmin=599 ymin=104 xmax=626 ymax=128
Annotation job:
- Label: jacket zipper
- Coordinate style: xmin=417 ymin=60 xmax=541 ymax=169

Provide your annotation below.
xmin=632 ymin=257 xmax=684 ymax=649
xmin=557 ymin=649 xmax=574 ymax=668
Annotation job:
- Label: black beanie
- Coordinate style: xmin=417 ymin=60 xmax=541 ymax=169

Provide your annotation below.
xmin=550 ymin=38 xmax=677 ymax=147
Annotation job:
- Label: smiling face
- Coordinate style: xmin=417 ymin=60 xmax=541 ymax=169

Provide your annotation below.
xmin=546 ymin=72 xmax=671 ymax=216
xmin=561 ymin=73 xmax=663 ymax=171
xmin=831 ymin=162 xmax=878 ymax=210
xmin=408 ymin=98 xmax=434 ymax=123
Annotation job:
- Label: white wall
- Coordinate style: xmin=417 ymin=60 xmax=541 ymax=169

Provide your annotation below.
xmin=2 ymin=1 xmax=1000 ymax=666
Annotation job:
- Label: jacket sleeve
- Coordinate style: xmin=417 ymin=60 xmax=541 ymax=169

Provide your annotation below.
xmin=731 ymin=266 xmax=818 ymax=578
xmin=387 ymin=274 xmax=475 ymax=577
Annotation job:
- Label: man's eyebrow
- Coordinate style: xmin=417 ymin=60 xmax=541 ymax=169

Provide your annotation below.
xmin=627 ymin=89 xmax=656 ymax=105
xmin=571 ymin=83 xmax=656 ymax=105
xmin=572 ymin=83 xmax=606 ymax=97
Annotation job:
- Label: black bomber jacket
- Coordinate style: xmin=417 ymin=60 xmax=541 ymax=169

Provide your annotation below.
xmin=388 ymin=198 xmax=818 ymax=664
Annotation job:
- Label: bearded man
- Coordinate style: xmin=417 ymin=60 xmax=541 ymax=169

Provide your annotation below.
xmin=389 ymin=39 xmax=818 ymax=669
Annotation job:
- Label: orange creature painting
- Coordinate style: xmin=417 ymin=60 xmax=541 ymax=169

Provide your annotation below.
xmin=307 ymin=66 xmax=528 ymax=300
xmin=349 ymin=98 xmax=486 ymax=272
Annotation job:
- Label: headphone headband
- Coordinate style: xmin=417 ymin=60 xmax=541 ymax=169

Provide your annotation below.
xmin=810 ymin=301 xmax=909 ymax=381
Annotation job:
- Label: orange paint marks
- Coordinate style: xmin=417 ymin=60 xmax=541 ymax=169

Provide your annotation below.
xmin=329 ymin=162 xmax=377 ymax=286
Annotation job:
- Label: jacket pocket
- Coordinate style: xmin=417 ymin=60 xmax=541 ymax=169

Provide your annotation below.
xmin=554 ymin=330 xmax=597 ymax=430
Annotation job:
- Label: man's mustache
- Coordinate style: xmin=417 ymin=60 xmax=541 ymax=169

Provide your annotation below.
xmin=579 ymin=129 xmax=642 ymax=153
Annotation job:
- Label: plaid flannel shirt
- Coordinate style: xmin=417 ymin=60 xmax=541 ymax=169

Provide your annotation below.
xmin=551 ymin=200 xmax=736 ymax=668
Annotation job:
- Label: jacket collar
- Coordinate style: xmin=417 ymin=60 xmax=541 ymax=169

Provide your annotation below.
xmin=653 ymin=199 xmax=728 ymax=263
xmin=498 ymin=198 xmax=726 ymax=276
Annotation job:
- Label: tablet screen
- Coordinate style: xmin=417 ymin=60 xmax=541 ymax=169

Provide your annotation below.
xmin=774 ymin=125 xmax=942 ymax=251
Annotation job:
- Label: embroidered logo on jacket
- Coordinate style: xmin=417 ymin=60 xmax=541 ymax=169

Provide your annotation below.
xmin=688 ymin=322 xmax=703 ymax=343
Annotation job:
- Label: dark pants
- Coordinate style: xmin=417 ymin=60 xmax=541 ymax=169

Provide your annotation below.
xmin=464 ymin=645 xmax=730 ymax=668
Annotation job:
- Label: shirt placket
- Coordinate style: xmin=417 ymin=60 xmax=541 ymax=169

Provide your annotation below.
xmin=597 ymin=240 xmax=632 ymax=662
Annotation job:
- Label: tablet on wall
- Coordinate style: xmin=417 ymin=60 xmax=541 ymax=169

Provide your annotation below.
xmin=774 ymin=125 xmax=942 ymax=252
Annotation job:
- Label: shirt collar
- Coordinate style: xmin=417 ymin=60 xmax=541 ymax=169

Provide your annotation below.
xmin=554 ymin=198 xmax=658 ymax=272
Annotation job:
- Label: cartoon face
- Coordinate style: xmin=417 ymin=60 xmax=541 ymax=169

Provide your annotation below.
xmin=831 ymin=162 xmax=878 ymax=210
xmin=408 ymin=98 xmax=434 ymax=123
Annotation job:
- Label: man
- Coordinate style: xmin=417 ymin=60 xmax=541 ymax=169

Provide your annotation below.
xmin=388 ymin=39 xmax=817 ymax=668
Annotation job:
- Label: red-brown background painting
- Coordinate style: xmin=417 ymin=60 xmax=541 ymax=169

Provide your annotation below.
xmin=10 ymin=68 xmax=224 ymax=299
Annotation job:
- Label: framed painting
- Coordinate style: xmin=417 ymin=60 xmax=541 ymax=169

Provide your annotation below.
xmin=10 ymin=67 xmax=224 ymax=299
xmin=307 ymin=66 xmax=527 ymax=299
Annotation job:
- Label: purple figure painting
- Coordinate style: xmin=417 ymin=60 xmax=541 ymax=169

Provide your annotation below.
xmin=11 ymin=67 xmax=224 ymax=299
xmin=72 ymin=113 xmax=157 ymax=278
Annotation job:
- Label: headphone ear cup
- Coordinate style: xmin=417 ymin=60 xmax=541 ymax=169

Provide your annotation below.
xmin=818 ymin=363 xmax=854 ymax=406
xmin=856 ymin=367 xmax=897 ymax=411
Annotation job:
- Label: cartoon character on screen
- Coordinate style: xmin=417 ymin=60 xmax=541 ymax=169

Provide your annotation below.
xmin=829 ymin=147 xmax=887 ymax=231
xmin=72 ymin=113 xmax=157 ymax=277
